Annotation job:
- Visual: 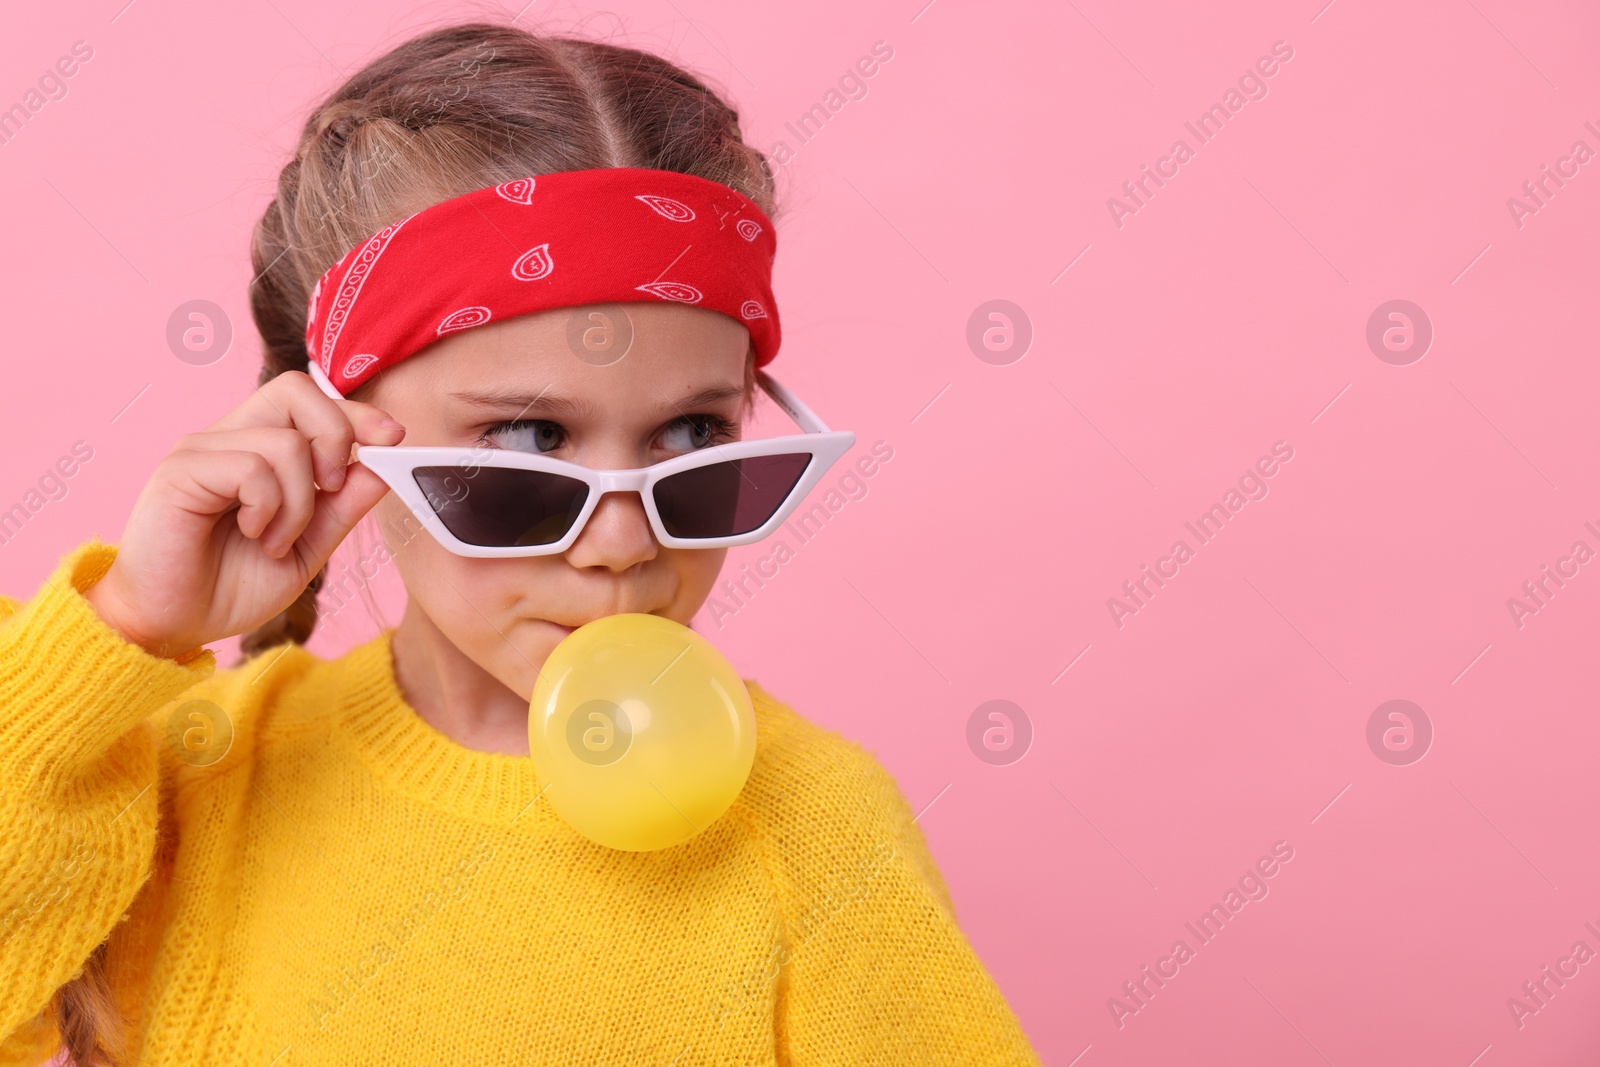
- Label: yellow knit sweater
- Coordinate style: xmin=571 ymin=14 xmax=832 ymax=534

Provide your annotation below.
xmin=0 ymin=540 xmax=1041 ymax=1065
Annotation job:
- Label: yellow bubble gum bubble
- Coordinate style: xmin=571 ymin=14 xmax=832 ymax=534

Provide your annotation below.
xmin=528 ymin=613 xmax=756 ymax=851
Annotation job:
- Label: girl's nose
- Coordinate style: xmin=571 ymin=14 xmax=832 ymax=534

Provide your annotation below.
xmin=562 ymin=488 xmax=658 ymax=572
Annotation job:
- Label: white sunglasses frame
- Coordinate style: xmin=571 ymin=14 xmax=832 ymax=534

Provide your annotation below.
xmin=305 ymin=359 xmax=857 ymax=557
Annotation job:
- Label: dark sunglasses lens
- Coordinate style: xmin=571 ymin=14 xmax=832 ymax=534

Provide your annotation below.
xmin=411 ymin=466 xmax=589 ymax=548
xmin=653 ymin=452 xmax=812 ymax=539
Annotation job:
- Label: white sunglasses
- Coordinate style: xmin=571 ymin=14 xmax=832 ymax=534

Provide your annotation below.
xmin=306 ymin=359 xmax=855 ymax=557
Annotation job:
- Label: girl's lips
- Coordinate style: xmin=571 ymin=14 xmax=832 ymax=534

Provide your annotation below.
xmin=542 ymin=611 xmax=662 ymax=633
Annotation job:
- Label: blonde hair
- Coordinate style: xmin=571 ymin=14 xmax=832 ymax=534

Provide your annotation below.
xmin=51 ymin=19 xmax=776 ymax=1063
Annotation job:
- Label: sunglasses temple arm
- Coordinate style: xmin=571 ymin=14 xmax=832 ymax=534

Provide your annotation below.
xmin=755 ymin=369 xmax=833 ymax=434
xmin=305 ymin=360 xmax=346 ymax=402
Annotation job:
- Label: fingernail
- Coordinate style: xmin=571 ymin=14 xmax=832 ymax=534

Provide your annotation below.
xmin=325 ymin=465 xmax=346 ymax=490
xmin=379 ymin=418 xmax=406 ymax=435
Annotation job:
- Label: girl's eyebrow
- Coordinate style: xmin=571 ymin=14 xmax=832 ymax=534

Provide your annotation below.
xmin=447 ymin=382 xmax=745 ymax=419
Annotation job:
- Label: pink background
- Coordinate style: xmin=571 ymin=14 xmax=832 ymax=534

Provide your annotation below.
xmin=5 ymin=0 xmax=1600 ymax=1062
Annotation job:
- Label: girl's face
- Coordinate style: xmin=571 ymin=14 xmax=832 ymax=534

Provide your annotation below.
xmin=362 ymin=302 xmax=751 ymax=700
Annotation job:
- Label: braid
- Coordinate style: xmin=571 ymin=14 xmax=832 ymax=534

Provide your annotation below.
xmin=238 ymin=567 xmax=327 ymax=659
xmin=237 ymin=183 xmax=327 ymax=663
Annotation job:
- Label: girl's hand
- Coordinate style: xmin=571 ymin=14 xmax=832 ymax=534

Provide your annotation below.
xmin=82 ymin=370 xmax=407 ymax=659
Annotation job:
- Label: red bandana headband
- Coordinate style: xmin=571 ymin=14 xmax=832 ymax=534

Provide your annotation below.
xmin=304 ymin=166 xmax=781 ymax=395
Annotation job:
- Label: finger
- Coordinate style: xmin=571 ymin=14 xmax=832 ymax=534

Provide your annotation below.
xmin=290 ymin=460 xmax=393 ymax=569
xmin=324 ymin=397 xmax=409 ymax=487
xmin=160 ymin=448 xmax=284 ymax=540
xmin=335 ymin=396 xmax=409 ymax=448
xmin=207 ymin=370 xmax=404 ymax=492
xmin=174 ymin=428 xmax=318 ymax=558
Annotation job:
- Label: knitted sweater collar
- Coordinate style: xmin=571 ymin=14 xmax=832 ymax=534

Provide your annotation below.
xmin=325 ymin=630 xmax=553 ymax=830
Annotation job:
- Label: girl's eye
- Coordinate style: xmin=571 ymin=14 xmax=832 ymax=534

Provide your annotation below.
xmin=478 ymin=415 xmax=737 ymax=455
xmin=481 ymin=419 xmax=563 ymax=454
xmin=660 ymin=414 xmax=737 ymax=453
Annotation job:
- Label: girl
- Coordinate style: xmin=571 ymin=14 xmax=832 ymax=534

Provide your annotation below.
xmin=0 ymin=22 xmax=1041 ymax=1066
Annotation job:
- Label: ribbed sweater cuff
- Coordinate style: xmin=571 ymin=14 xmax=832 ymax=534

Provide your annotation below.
xmin=0 ymin=539 xmax=216 ymax=790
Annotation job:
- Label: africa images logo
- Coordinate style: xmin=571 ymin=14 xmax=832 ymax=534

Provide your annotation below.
xmin=1105 ymin=39 xmax=1295 ymax=229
